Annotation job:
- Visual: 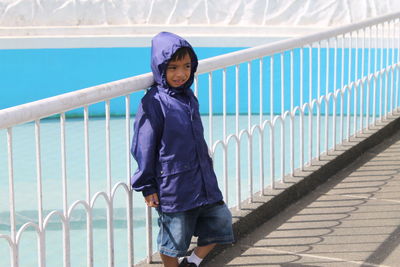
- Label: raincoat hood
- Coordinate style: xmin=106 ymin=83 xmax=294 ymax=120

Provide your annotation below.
xmin=151 ymin=32 xmax=198 ymax=94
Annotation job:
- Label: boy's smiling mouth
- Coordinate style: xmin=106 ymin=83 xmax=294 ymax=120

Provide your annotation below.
xmin=172 ymin=79 xmax=186 ymax=86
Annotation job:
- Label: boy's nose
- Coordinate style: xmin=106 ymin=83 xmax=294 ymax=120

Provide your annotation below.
xmin=176 ymin=69 xmax=186 ymax=77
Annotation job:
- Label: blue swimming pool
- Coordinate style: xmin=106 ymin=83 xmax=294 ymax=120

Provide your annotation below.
xmin=2 ymin=46 xmax=396 ymax=116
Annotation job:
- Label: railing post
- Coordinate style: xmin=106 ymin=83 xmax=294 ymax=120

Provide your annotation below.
xmin=270 ymin=124 xmax=275 ymax=189
xmin=222 ymin=68 xmax=228 ymax=203
xmin=280 ymin=53 xmax=285 ymax=181
xmin=309 ymin=45 xmax=313 ymax=163
xmin=290 ymin=50 xmax=294 ymax=174
xmin=259 ymin=59 xmax=264 ymax=196
xmin=146 ymin=207 xmax=153 ymax=263
xmin=367 ymin=26 xmax=372 ymax=129
xmin=235 ymin=64 xmax=241 ymax=210
xmin=125 ymin=95 xmax=134 ymax=267
xmin=7 ymin=128 xmax=18 ymax=267
xmin=35 ymin=120 xmax=45 ymax=267
xmin=83 ymin=106 xmax=94 ymax=267
xmin=380 ymin=23 xmax=384 ymax=120
xmin=208 ymin=72 xmax=213 ymax=147
xmin=247 ymin=62 xmax=253 ymax=202
xmin=325 ymin=39 xmax=330 ymax=154
xmin=396 ymin=21 xmax=398 ymax=112
xmin=270 ymin=56 xmax=274 ymax=122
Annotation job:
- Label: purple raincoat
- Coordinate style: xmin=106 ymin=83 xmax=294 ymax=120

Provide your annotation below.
xmin=130 ymin=32 xmax=223 ymax=213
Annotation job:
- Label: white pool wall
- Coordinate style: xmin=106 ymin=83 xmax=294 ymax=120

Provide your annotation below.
xmin=1 ymin=0 xmax=399 ymax=49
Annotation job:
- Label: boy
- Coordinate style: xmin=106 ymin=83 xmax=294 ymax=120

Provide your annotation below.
xmin=131 ymin=32 xmax=234 ymax=267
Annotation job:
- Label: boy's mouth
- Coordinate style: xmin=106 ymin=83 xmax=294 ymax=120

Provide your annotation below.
xmin=173 ymin=80 xmax=186 ymax=86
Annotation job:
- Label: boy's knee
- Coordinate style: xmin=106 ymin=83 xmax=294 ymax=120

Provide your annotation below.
xmin=216 ymin=204 xmax=233 ymax=225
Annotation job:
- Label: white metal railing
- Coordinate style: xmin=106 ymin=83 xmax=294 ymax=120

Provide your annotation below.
xmin=1 ymin=11 xmax=400 ymax=266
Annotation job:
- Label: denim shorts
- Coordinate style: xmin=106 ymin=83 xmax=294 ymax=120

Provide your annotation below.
xmin=157 ymin=201 xmax=234 ymax=257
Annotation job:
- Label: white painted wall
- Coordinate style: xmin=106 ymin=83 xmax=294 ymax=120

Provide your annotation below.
xmin=1 ymin=0 xmax=399 ymax=27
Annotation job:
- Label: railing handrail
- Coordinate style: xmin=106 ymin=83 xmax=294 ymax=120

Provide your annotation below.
xmin=0 ymin=73 xmax=153 ymax=129
xmin=1 ymin=10 xmax=399 ymax=130
xmin=197 ymin=11 xmax=400 ymax=73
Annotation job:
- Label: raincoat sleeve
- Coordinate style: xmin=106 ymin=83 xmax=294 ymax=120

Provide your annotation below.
xmin=130 ymin=99 xmax=162 ymax=197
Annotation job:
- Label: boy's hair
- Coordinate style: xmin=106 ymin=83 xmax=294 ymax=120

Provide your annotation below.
xmin=170 ymin=47 xmax=194 ymax=62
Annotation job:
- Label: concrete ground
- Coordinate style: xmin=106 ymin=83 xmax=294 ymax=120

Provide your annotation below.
xmin=208 ymin=130 xmax=400 ymax=267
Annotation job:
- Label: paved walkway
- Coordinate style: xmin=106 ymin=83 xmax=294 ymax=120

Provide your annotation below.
xmin=208 ymin=131 xmax=400 ymax=266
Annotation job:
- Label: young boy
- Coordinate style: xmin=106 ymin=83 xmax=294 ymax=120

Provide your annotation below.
xmin=131 ymin=32 xmax=234 ymax=267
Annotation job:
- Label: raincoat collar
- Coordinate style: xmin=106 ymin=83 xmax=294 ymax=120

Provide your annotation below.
xmin=150 ymin=32 xmax=198 ymax=96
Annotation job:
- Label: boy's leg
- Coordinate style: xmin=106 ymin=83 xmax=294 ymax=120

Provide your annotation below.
xmin=157 ymin=209 xmax=198 ymax=266
xmin=193 ymin=243 xmax=216 ymax=258
xmin=180 ymin=244 xmax=215 ymax=266
xmin=160 ymin=253 xmax=179 ymax=267
xmin=195 ymin=202 xmax=234 ymax=256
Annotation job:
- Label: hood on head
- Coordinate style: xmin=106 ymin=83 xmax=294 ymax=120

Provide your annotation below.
xmin=151 ymin=32 xmax=198 ymax=91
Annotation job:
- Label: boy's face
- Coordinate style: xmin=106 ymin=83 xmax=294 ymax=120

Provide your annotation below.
xmin=166 ymin=53 xmax=191 ymax=88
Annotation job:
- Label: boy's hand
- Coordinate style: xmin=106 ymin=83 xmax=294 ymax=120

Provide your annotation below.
xmin=144 ymin=193 xmax=159 ymax=208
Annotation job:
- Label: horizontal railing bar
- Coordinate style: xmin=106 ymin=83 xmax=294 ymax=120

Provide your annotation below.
xmin=0 ymin=73 xmax=153 ymax=129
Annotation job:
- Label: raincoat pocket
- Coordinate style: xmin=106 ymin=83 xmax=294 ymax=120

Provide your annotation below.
xmin=156 ymin=159 xmax=198 ymax=177
xmin=155 ymin=159 xmax=201 ymax=206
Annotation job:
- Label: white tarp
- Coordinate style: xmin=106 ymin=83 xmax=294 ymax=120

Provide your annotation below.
xmin=0 ymin=0 xmax=399 ymax=27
